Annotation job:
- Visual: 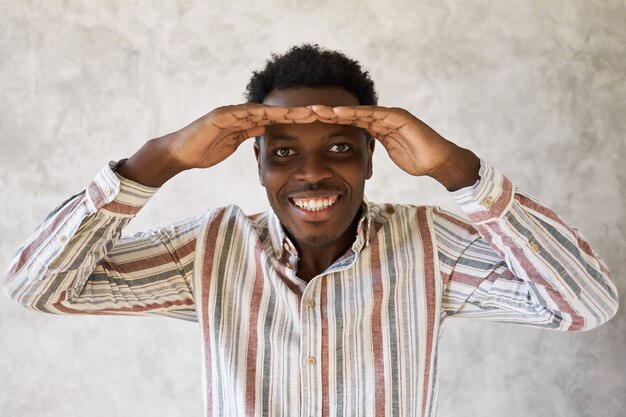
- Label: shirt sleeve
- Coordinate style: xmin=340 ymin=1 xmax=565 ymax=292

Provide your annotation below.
xmin=434 ymin=160 xmax=618 ymax=331
xmin=3 ymin=162 xmax=203 ymax=322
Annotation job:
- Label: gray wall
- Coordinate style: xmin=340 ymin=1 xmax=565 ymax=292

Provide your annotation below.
xmin=1 ymin=1 xmax=624 ymax=416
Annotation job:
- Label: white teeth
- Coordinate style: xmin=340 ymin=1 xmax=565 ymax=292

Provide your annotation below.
xmin=292 ymin=197 xmax=338 ymax=212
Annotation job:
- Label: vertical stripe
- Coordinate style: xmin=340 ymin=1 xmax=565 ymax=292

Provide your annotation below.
xmin=211 ymin=211 xmax=240 ymax=415
xmin=201 ymin=208 xmax=226 ymax=417
xmin=334 ymin=274 xmax=345 ymax=417
xmin=261 ymin=268 xmax=277 ymax=415
xmin=369 ymin=234 xmax=386 ymax=416
xmin=244 ymin=241 xmax=266 ymax=416
xmin=320 ymin=276 xmax=330 ymax=417
xmin=383 ymin=228 xmax=400 ymax=416
xmin=417 ymin=208 xmax=437 ymax=417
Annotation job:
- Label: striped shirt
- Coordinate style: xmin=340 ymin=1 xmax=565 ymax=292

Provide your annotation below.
xmin=4 ymin=160 xmax=618 ymax=417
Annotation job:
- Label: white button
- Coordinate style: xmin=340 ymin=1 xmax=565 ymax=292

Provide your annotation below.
xmin=307 ymin=356 xmax=316 ymax=365
xmin=483 ymin=196 xmax=493 ymax=208
xmin=287 ymin=262 xmax=294 ymax=270
xmin=306 ymin=298 xmax=315 ymax=308
xmin=105 ymin=188 xmax=112 ymax=197
xmin=59 ymin=235 xmax=67 ymax=243
xmin=530 ymin=242 xmax=540 ymax=253
xmin=283 ymin=242 xmax=290 ymax=251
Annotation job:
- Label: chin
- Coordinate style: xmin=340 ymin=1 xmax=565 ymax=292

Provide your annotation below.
xmin=287 ymin=228 xmax=343 ymax=249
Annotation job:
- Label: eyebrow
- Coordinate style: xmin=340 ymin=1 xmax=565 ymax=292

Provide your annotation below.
xmin=268 ymin=129 xmax=359 ymax=142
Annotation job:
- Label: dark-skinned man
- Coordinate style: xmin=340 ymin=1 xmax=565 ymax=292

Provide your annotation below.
xmin=4 ymin=44 xmax=618 ymax=417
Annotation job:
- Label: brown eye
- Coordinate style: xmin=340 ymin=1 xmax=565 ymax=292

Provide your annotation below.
xmin=273 ymin=148 xmax=296 ymax=157
xmin=329 ymin=143 xmax=351 ymax=153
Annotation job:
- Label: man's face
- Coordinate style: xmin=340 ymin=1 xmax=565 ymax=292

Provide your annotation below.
xmin=256 ymin=87 xmax=374 ymax=249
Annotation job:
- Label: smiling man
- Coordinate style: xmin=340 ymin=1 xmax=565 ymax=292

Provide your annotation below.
xmin=258 ymin=87 xmax=375 ymax=280
xmin=4 ymin=44 xmax=619 ymax=417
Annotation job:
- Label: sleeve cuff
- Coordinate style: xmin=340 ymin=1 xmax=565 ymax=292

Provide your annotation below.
xmin=85 ymin=161 xmax=160 ymax=216
xmin=450 ymin=159 xmax=515 ymax=224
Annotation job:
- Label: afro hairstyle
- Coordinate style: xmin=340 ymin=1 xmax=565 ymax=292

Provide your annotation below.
xmin=245 ymin=44 xmax=378 ymax=106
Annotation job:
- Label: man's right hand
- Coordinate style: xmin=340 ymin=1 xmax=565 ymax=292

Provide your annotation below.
xmin=116 ymin=104 xmax=317 ymax=187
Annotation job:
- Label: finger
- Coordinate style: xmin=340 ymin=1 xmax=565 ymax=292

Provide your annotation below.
xmin=244 ymin=115 xmax=316 ymax=127
xmin=229 ymin=125 xmax=266 ymax=145
xmin=283 ymin=106 xmax=316 ymax=120
xmin=317 ymin=118 xmax=375 ymax=129
xmin=308 ymin=105 xmax=338 ymax=119
xmin=213 ymin=104 xmax=318 ymax=130
xmin=243 ymin=125 xmax=266 ymax=139
xmin=331 ymin=105 xmax=390 ymax=120
xmin=292 ymin=113 xmax=320 ymax=124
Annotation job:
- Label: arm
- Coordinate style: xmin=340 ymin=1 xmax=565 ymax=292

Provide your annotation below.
xmin=309 ymin=104 xmax=618 ymax=330
xmin=3 ymin=163 xmax=202 ymax=321
xmin=4 ymin=104 xmax=318 ymax=318
xmin=434 ymin=161 xmax=618 ymax=330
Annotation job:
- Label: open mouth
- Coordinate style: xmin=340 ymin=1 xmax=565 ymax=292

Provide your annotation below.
xmin=289 ymin=195 xmax=340 ymax=212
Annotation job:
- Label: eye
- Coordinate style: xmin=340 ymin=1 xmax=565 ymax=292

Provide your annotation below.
xmin=328 ymin=143 xmax=351 ymax=153
xmin=273 ymin=147 xmax=296 ymax=157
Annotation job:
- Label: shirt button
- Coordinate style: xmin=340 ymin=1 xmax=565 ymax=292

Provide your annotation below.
xmin=530 ymin=242 xmax=540 ymax=253
xmin=307 ymin=356 xmax=316 ymax=365
xmin=59 ymin=235 xmax=67 ymax=243
xmin=283 ymin=242 xmax=290 ymax=251
xmin=105 ymin=188 xmax=112 ymax=197
xmin=482 ymin=196 xmax=494 ymax=208
xmin=306 ymin=298 xmax=315 ymax=308
xmin=287 ymin=262 xmax=294 ymax=270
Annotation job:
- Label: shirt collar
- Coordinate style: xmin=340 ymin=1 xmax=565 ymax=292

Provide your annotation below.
xmin=267 ymin=198 xmax=373 ymax=260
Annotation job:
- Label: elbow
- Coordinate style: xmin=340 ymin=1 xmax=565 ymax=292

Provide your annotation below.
xmin=540 ymin=297 xmax=619 ymax=333
xmin=3 ymin=270 xmax=56 ymax=314
xmin=4 ymin=283 xmax=40 ymax=312
xmin=582 ymin=296 xmax=620 ymax=332
xmin=562 ymin=301 xmax=619 ymax=333
xmin=578 ymin=278 xmax=620 ymax=332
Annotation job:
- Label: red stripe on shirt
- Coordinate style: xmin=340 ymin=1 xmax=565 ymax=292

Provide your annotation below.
xmin=369 ymin=234 xmax=386 ymax=416
xmin=417 ymin=208 xmax=436 ymax=417
xmin=201 ymin=207 xmax=226 ymax=417
xmin=245 ymin=241 xmax=265 ymax=416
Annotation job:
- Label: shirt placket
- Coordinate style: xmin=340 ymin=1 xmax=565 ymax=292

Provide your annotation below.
xmin=299 ymin=275 xmax=323 ymax=417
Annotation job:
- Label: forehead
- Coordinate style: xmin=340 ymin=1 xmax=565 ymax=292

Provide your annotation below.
xmin=263 ymin=87 xmax=360 ymax=107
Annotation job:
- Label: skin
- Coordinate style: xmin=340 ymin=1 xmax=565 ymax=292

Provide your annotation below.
xmin=256 ymin=88 xmax=375 ymax=279
xmin=117 ymin=87 xmax=480 ymax=281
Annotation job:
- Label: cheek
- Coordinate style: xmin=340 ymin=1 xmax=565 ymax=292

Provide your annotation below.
xmin=259 ymin=162 xmax=290 ymax=193
xmin=341 ymin=156 xmax=370 ymax=184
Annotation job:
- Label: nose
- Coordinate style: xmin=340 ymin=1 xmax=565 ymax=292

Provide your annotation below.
xmin=293 ymin=151 xmax=333 ymax=184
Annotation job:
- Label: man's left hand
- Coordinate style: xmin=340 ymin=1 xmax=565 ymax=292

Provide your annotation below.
xmin=309 ymin=105 xmax=480 ymax=191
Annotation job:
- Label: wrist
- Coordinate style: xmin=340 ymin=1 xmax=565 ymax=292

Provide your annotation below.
xmin=429 ymin=146 xmax=480 ymax=191
xmin=116 ymin=135 xmax=190 ymax=187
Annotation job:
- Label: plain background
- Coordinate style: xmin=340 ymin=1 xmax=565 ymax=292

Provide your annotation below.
xmin=1 ymin=1 xmax=624 ymax=416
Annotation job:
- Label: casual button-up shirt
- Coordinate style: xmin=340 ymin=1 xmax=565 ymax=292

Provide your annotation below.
xmin=4 ymin=160 xmax=618 ymax=417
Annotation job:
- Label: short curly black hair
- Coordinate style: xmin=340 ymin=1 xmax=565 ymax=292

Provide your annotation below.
xmin=245 ymin=44 xmax=378 ymax=105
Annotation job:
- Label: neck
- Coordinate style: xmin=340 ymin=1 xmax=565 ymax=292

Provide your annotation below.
xmin=290 ymin=209 xmax=362 ymax=281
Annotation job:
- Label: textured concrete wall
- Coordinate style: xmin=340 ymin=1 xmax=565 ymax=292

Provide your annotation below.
xmin=1 ymin=1 xmax=624 ymax=416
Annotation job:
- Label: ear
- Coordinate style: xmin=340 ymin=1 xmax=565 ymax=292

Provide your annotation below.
xmin=366 ymin=135 xmax=375 ymax=179
xmin=253 ymin=137 xmax=265 ymax=187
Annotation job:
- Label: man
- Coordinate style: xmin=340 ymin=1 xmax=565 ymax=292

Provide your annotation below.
xmin=4 ymin=44 xmax=618 ymax=417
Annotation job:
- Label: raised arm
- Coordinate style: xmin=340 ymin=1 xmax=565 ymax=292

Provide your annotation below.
xmin=3 ymin=164 xmax=203 ymax=319
xmin=435 ymin=162 xmax=618 ymax=330
xmin=309 ymin=104 xmax=618 ymax=330
xmin=4 ymin=103 xmax=318 ymax=319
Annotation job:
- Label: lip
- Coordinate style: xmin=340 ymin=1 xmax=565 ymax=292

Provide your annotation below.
xmin=287 ymin=193 xmax=342 ymax=221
